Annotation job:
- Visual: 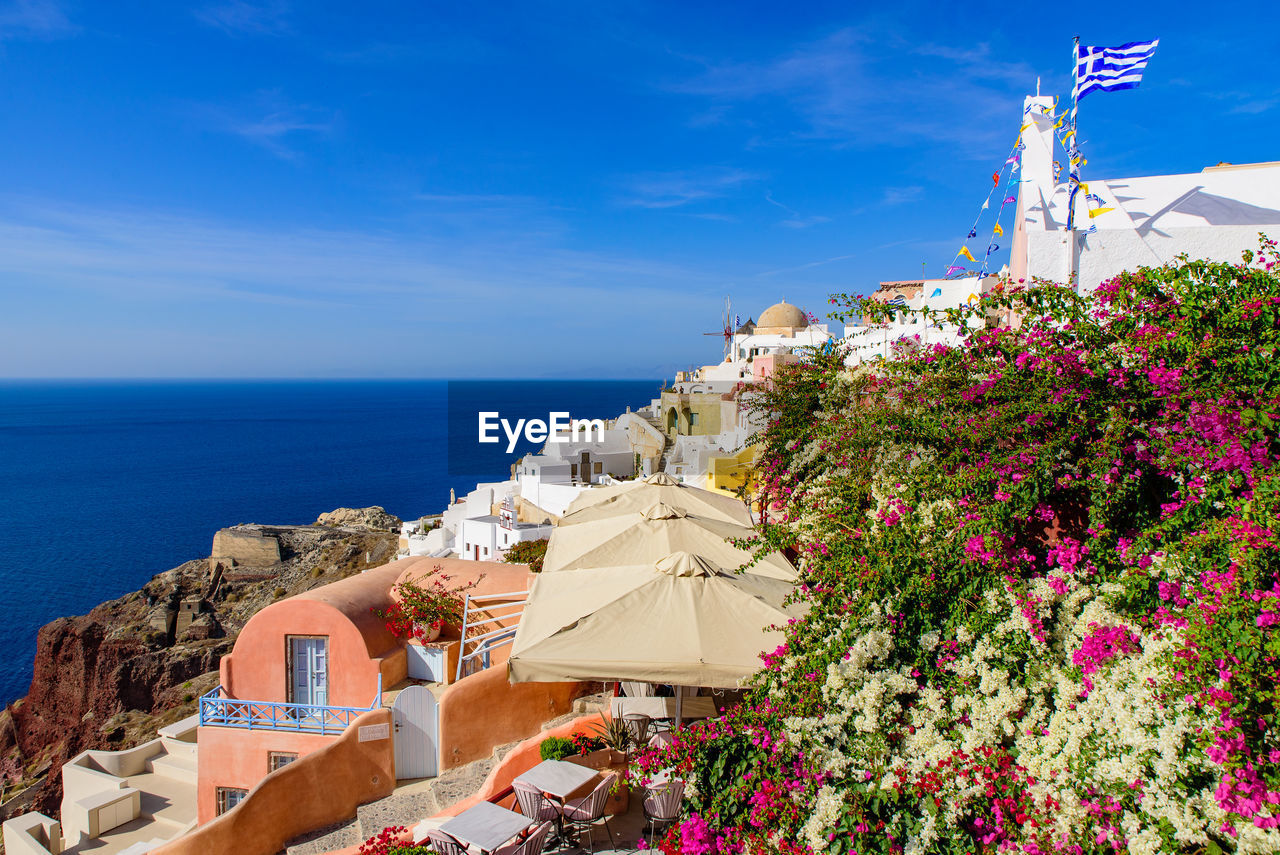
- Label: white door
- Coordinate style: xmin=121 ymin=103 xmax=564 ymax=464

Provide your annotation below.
xmin=392 ymin=686 xmax=438 ymax=780
xmin=289 ymin=637 xmax=329 ymax=707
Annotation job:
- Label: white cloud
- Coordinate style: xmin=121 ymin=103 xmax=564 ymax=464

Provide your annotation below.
xmin=0 ymin=0 xmax=73 ymax=40
xmin=882 ymin=185 xmax=924 ymax=206
xmin=618 ymin=167 xmax=760 ymax=208
xmin=194 ymin=0 xmax=290 ymax=36
xmin=672 ymin=27 xmax=1042 ymax=156
xmin=187 ymin=91 xmax=335 ymax=159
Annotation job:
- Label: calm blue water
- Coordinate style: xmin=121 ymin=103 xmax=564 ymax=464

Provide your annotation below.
xmin=0 ymin=379 xmax=660 ymax=705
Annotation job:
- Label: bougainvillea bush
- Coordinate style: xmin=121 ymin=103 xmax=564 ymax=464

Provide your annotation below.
xmin=635 ymin=241 xmax=1280 ymax=855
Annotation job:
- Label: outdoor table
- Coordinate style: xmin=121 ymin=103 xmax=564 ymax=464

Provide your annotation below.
xmin=513 ymin=759 xmax=600 ymax=802
xmin=610 ymin=695 xmax=717 ymax=721
xmin=438 ymin=801 xmax=531 ymax=854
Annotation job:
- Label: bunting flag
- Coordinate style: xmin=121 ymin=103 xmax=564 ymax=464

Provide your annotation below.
xmin=1054 ymin=161 xmax=1062 ymax=181
xmin=993 ymin=223 xmax=1004 ymax=237
xmin=946 ymin=265 xmax=965 ymax=276
xmin=930 ymin=287 xmax=943 ymax=297
xmin=968 ymin=229 xmax=977 ymax=239
xmin=987 ymin=243 xmax=1000 ymax=255
xmin=1088 ymin=206 xmax=1114 ymax=218
xmin=967 ymin=293 xmax=979 ymax=304
xmin=1003 ymin=196 xmax=1016 ymax=204
xmin=982 ymin=199 xmax=990 ymax=210
xmin=959 ymin=246 xmax=976 ymax=262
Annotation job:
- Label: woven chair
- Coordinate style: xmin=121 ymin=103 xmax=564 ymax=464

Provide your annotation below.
xmin=493 ymin=820 xmax=554 ymax=855
xmin=561 ymin=772 xmax=618 ymax=853
xmin=648 ymin=730 xmax=676 ymax=749
xmin=513 ymin=779 xmax=563 ymax=842
xmin=643 ymin=779 xmax=686 ymax=840
xmin=426 ymin=827 xmax=468 ymax=855
xmin=622 ymin=712 xmax=651 ymax=749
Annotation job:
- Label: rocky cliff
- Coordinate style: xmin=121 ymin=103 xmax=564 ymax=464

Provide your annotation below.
xmin=0 ymin=511 xmax=400 ymax=822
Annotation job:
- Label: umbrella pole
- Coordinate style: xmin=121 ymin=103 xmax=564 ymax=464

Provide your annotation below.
xmin=675 ymin=685 xmax=683 ymax=730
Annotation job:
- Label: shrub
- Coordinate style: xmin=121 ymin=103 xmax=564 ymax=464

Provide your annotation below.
xmin=635 ymin=240 xmax=1280 ymax=855
xmin=373 ymin=565 xmax=481 ymax=641
xmin=540 ymin=736 xmax=576 ymax=761
xmin=503 ymin=538 xmax=549 ymax=573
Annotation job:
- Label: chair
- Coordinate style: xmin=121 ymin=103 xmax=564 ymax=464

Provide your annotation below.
xmin=493 ymin=821 xmax=554 ymax=855
xmin=643 ymin=779 xmax=686 ymax=840
xmin=648 ymin=730 xmax=676 ymax=749
xmin=622 ymin=712 xmax=651 ymax=749
xmin=513 ymin=779 xmax=562 ymax=841
xmin=513 ymin=780 xmax=561 ymax=823
xmin=561 ymin=772 xmax=618 ymax=853
xmin=426 ymin=828 xmax=468 ymax=855
xmin=621 ymin=680 xmax=655 ymax=697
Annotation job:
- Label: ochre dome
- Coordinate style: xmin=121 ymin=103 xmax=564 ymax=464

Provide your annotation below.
xmin=757 ymin=301 xmax=807 ymax=330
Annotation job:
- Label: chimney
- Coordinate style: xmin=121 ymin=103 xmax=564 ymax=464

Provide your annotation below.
xmin=1011 ymin=95 xmax=1057 ymax=283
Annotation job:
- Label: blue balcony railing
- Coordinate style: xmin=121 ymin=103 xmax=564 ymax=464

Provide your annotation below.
xmin=198 ymin=677 xmax=382 ymax=735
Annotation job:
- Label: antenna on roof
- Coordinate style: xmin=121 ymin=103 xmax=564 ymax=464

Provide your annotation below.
xmin=701 ymin=296 xmax=734 ymax=360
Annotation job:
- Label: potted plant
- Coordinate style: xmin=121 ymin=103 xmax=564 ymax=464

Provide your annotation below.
xmin=588 ymin=716 xmax=632 ymax=766
xmin=374 ymin=567 xmax=480 ymax=644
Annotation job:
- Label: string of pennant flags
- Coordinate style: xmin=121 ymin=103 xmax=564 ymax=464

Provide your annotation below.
xmin=945 ymin=132 xmax=1023 ymax=280
xmin=945 ymin=39 xmax=1158 ymax=284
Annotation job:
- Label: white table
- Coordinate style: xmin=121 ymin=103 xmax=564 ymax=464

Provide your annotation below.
xmin=610 ymin=696 xmax=717 ymax=721
xmin=514 ymin=759 xmax=600 ymax=801
xmin=438 ymin=801 xmax=531 ymax=854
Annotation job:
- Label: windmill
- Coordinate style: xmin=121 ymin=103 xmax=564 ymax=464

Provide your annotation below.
xmin=702 ymin=297 xmax=734 ymax=362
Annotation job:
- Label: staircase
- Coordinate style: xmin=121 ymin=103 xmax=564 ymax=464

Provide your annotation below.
xmin=284 ymin=694 xmax=608 ymax=854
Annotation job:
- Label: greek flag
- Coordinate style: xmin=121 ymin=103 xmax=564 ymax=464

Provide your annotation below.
xmin=1073 ymin=40 xmax=1159 ymax=103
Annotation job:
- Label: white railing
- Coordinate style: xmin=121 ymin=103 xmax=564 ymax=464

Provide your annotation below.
xmin=455 ymin=590 xmax=527 ymax=682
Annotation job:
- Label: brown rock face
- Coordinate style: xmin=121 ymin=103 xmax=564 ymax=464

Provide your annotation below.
xmin=0 ymin=523 xmax=397 ymax=820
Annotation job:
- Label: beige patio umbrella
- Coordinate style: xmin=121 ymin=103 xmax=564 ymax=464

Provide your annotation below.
xmin=560 ymin=472 xmax=753 ymax=527
xmin=543 ymin=501 xmax=796 ymax=581
xmin=507 ymin=551 xmax=803 ymax=688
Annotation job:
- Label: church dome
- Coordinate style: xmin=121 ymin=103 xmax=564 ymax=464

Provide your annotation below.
xmin=757 ymin=301 xmax=807 ymax=330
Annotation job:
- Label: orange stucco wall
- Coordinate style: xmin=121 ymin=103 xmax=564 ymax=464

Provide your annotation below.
xmin=195 ymin=726 xmax=342 ymax=824
xmin=200 ymin=562 xmax=407 ymax=823
xmin=191 ymin=557 xmax=538 ymax=834
xmin=158 ymin=709 xmax=395 ymax=855
xmin=436 ymin=666 xmax=594 ymax=771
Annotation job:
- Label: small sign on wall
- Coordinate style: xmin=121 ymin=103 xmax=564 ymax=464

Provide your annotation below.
xmin=359 ymin=723 xmax=390 ymax=742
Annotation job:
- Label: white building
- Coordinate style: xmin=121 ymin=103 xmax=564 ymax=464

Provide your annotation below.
xmin=841 ymin=275 xmax=994 ymax=365
xmin=458 ymin=496 xmax=553 ymax=562
xmin=1012 ymin=94 xmax=1280 ymax=290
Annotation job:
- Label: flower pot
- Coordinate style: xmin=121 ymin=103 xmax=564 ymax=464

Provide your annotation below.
xmin=414 ymin=621 xmax=442 ymax=642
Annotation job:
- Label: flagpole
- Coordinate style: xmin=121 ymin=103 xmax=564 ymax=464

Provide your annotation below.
xmin=1065 ymin=36 xmax=1081 ymax=289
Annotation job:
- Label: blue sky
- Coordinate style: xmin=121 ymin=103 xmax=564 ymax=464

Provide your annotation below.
xmin=0 ymin=1 xmax=1276 ymax=378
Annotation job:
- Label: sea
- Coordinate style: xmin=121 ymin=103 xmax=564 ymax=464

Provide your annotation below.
xmin=0 ymin=379 xmax=661 ymax=706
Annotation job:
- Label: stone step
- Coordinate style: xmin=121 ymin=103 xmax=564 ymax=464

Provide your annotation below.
xmin=147 ymin=751 xmax=198 ymax=782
